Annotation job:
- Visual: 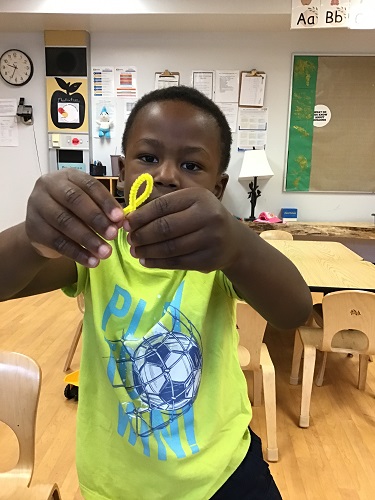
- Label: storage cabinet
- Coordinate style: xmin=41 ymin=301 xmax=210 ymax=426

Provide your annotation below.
xmin=94 ymin=176 xmax=124 ymax=202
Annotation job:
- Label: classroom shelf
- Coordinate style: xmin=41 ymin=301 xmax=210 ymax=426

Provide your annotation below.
xmin=94 ymin=176 xmax=124 ymax=203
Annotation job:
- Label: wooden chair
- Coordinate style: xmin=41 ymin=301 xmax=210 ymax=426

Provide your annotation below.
xmin=236 ymin=302 xmax=278 ymax=462
xmin=2 ymin=483 xmax=61 ymax=499
xmin=259 ymin=229 xmax=293 ymax=241
xmin=63 ymin=293 xmax=84 ymax=372
xmin=290 ymin=290 xmax=375 ymax=428
xmin=0 ymin=351 xmax=61 ymax=499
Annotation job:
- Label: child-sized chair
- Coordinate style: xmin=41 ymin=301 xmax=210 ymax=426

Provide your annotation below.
xmin=259 ymin=229 xmax=293 ymax=241
xmin=290 ymin=290 xmax=375 ymax=428
xmin=236 ymin=301 xmax=278 ymax=462
xmin=64 ymin=293 xmax=84 ymax=372
xmin=0 ymin=351 xmax=61 ymax=498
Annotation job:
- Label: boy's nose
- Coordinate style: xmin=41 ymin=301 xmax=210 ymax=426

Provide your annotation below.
xmin=153 ymin=160 xmax=179 ymax=188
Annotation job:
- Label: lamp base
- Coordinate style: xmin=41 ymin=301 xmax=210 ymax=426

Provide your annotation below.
xmin=244 ymin=216 xmax=256 ymax=222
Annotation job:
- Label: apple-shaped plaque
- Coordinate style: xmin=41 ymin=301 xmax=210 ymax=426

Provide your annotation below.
xmin=50 ymin=77 xmax=85 ymax=129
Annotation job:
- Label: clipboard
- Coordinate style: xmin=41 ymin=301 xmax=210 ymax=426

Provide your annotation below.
xmin=239 ymin=69 xmax=266 ymax=107
xmin=154 ymin=69 xmax=180 ymax=89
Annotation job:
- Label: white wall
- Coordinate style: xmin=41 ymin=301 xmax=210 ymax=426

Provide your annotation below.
xmin=1 ymin=28 xmax=375 ymax=232
xmin=0 ymin=33 xmax=48 ymax=230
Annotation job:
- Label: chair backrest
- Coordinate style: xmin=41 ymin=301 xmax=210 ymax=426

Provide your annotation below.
xmin=236 ymin=301 xmax=267 ymax=371
xmin=0 ymin=351 xmax=41 ymax=488
xmin=77 ymin=293 xmax=85 ymax=314
xmin=260 ymin=230 xmax=293 ymax=241
xmin=321 ymin=290 xmax=375 ymax=354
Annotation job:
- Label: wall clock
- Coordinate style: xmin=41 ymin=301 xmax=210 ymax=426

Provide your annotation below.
xmin=0 ymin=49 xmax=34 ymax=86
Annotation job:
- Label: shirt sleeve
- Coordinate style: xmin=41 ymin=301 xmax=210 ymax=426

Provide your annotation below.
xmin=215 ymin=270 xmax=243 ymax=300
xmin=61 ymin=262 xmax=89 ymax=298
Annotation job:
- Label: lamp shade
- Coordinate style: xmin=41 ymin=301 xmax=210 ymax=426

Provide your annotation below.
xmin=238 ymin=149 xmax=274 ymax=181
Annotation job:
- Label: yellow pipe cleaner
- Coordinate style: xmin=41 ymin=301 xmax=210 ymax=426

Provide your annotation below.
xmin=123 ymin=173 xmax=154 ymax=215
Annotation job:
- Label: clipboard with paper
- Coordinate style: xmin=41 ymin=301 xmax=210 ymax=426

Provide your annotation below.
xmin=239 ymin=69 xmax=266 ymax=107
xmin=154 ymin=69 xmax=180 ymax=90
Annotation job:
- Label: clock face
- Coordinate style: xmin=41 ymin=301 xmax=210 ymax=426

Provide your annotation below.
xmin=0 ymin=49 xmax=34 ymax=86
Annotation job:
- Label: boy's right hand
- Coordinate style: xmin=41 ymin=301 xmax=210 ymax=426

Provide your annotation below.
xmin=25 ymin=170 xmax=125 ymax=267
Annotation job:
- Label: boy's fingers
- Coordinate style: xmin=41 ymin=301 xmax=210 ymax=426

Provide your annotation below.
xmin=28 ymin=217 xmax=107 ymax=267
xmin=126 ymin=190 xmax=197 ymax=232
xmin=37 ymin=175 xmax=123 ymax=240
xmin=139 ymin=249 xmax=213 ymax=272
xmin=27 ymin=198 xmax=114 ymax=262
xmin=128 ymin=209 xmax=202 ymax=247
xmin=130 ymin=229 xmax=206 ymax=260
xmin=43 ymin=170 xmax=124 ymax=222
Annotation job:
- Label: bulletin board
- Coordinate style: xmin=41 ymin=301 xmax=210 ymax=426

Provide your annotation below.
xmin=285 ymin=54 xmax=375 ymax=193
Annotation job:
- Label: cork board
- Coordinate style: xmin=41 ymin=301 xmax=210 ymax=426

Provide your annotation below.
xmin=285 ymin=55 xmax=375 ymax=193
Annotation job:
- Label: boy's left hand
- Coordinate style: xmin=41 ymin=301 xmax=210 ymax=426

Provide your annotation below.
xmin=124 ymin=188 xmax=240 ymax=273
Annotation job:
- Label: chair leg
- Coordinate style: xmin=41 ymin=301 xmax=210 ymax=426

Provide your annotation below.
xmin=299 ymin=345 xmax=316 ymax=428
xmin=252 ymin=369 xmax=262 ymax=407
xmin=315 ymin=352 xmax=327 ymax=387
xmin=261 ymin=347 xmax=278 ymax=462
xmin=290 ymin=330 xmax=303 ymax=385
xmin=63 ymin=319 xmax=83 ymax=372
xmin=358 ymin=354 xmax=369 ymax=391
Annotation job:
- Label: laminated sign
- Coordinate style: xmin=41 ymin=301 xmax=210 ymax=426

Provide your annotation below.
xmin=291 ymin=0 xmax=350 ymax=29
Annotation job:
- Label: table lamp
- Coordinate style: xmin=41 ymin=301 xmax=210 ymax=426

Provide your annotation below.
xmin=238 ymin=149 xmax=274 ymax=221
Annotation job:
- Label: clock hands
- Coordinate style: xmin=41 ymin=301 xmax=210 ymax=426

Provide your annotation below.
xmin=5 ymin=62 xmax=19 ymax=79
xmin=6 ymin=63 xmax=17 ymax=78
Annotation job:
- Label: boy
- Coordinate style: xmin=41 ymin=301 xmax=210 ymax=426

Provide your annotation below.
xmin=0 ymin=86 xmax=312 ymax=499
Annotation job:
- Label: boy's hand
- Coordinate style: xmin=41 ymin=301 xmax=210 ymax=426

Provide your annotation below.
xmin=124 ymin=188 xmax=240 ymax=272
xmin=25 ymin=170 xmax=124 ymax=267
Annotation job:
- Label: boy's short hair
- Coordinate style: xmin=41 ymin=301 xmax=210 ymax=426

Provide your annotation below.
xmin=122 ymin=86 xmax=232 ymax=173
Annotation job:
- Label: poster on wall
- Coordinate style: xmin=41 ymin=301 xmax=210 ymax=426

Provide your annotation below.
xmin=0 ymin=117 xmax=18 ymax=147
xmin=192 ymin=71 xmax=214 ymax=100
xmin=291 ymin=0 xmax=349 ymax=29
xmin=46 ymin=77 xmax=88 ymax=132
xmin=237 ymin=107 xmax=268 ymax=151
xmin=92 ymin=67 xmax=115 ymax=98
xmin=115 ymin=66 xmax=137 ymax=99
xmin=285 ymin=54 xmax=375 ymax=193
xmin=214 ymin=70 xmax=239 ymax=103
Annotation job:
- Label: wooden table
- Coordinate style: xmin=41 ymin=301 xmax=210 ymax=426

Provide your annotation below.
xmin=247 ymin=221 xmax=375 ymax=262
xmin=268 ymin=240 xmax=363 ymax=262
xmin=267 ymin=240 xmax=375 ymax=293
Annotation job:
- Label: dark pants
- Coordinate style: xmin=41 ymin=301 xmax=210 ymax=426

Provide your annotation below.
xmin=211 ymin=428 xmax=282 ymax=499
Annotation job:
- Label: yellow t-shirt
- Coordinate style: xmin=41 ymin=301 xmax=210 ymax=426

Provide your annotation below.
xmin=64 ymin=232 xmax=252 ymax=500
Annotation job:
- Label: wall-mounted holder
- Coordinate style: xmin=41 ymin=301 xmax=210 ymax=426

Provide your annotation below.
xmin=16 ymin=97 xmax=33 ymax=123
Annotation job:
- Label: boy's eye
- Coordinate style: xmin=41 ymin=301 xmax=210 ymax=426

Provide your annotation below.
xmin=181 ymin=162 xmax=201 ymax=172
xmin=140 ymin=154 xmax=158 ymax=163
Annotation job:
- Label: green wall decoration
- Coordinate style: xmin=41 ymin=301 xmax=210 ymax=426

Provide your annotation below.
xmin=285 ymin=56 xmax=318 ymax=191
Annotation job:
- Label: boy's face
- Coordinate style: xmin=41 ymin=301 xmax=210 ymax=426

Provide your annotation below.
xmin=122 ymin=100 xmax=228 ymax=205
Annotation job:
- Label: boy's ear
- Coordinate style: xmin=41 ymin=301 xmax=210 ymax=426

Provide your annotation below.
xmin=214 ymin=173 xmax=229 ymax=201
xmin=117 ymin=156 xmax=125 ymax=192
xmin=117 ymin=156 xmax=125 ymax=191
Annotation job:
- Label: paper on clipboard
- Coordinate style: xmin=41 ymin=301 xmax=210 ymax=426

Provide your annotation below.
xmin=155 ymin=70 xmax=180 ymax=90
xmin=239 ymin=71 xmax=266 ymax=107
